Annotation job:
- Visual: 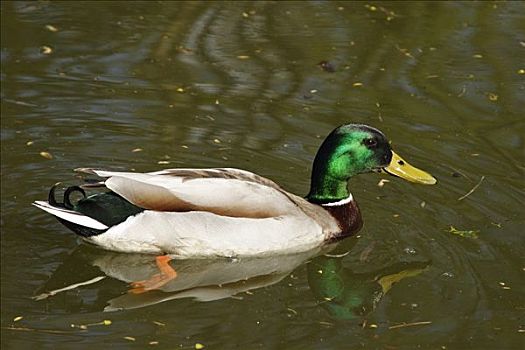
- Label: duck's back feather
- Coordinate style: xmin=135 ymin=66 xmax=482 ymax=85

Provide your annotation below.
xmin=76 ymin=168 xmax=307 ymax=219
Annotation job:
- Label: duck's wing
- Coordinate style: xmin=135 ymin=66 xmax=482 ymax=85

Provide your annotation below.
xmin=75 ymin=168 xmax=300 ymax=218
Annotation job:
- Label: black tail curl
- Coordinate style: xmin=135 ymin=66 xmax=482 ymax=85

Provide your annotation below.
xmin=49 ymin=183 xmax=87 ymax=210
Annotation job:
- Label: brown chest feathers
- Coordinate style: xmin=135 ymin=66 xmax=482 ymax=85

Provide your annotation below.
xmin=323 ymin=200 xmax=363 ymax=240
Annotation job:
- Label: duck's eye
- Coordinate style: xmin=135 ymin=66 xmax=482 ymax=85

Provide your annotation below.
xmin=364 ymin=138 xmax=377 ymax=147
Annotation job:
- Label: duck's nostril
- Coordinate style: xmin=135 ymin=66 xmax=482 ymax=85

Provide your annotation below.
xmin=398 ymin=160 xmax=405 ymax=165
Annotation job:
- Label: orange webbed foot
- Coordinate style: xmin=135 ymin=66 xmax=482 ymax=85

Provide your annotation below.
xmin=129 ymin=255 xmax=177 ymax=294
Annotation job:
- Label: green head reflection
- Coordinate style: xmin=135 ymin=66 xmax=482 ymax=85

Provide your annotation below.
xmin=307 ymin=241 xmax=430 ymax=321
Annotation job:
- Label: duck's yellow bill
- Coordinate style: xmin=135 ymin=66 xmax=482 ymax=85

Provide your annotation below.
xmin=382 ymin=151 xmax=437 ymax=185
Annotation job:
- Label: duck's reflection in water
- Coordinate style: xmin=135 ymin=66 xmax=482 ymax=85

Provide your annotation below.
xmin=35 ymin=238 xmax=429 ymax=319
xmin=308 ymin=243 xmax=429 ymax=320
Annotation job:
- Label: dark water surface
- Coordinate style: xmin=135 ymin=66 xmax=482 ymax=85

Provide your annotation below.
xmin=1 ymin=1 xmax=524 ymax=349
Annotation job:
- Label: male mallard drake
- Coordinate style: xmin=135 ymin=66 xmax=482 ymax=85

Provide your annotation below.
xmin=33 ymin=124 xmax=436 ymax=258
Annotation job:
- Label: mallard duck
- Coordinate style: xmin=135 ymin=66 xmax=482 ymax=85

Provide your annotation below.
xmin=33 ymin=124 xmax=436 ymax=258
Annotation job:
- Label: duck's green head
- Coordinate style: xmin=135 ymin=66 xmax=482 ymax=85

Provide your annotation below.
xmin=307 ymin=124 xmax=436 ymax=204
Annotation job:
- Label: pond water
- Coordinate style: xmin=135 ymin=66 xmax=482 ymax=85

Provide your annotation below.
xmin=1 ymin=1 xmax=524 ymax=349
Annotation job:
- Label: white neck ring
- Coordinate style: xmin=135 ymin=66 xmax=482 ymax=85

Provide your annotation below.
xmin=321 ymin=193 xmax=354 ymax=207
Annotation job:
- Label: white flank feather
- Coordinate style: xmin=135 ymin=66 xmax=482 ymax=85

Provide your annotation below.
xmin=88 ymin=210 xmax=325 ymax=257
xmin=33 ymin=201 xmax=108 ymax=230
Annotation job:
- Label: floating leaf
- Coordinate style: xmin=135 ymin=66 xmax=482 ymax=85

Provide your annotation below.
xmin=45 ymin=24 xmax=58 ymax=32
xmin=487 ymin=92 xmax=498 ymax=101
xmin=13 ymin=316 xmax=23 ymax=322
xmin=447 ymin=226 xmax=479 ymax=239
xmin=377 ymin=179 xmax=390 ymax=187
xmin=124 ymin=336 xmax=136 ymax=341
xmin=40 ymin=46 xmax=53 ymax=54
xmin=39 ymin=151 xmax=53 ymax=159
xmin=195 ymin=343 xmax=205 ymax=350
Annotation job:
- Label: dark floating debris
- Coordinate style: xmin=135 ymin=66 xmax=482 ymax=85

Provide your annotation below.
xmin=318 ymin=60 xmax=336 ymax=73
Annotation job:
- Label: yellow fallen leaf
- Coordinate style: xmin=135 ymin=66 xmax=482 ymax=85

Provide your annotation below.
xmin=41 ymin=46 xmax=53 ymax=54
xmin=40 ymin=151 xmax=53 ymax=159
xmin=195 ymin=343 xmax=205 ymax=349
xmin=13 ymin=316 xmax=23 ymax=322
xmin=124 ymin=336 xmax=136 ymax=341
xmin=377 ymin=179 xmax=390 ymax=187
xmin=45 ymin=24 xmax=58 ymax=32
xmin=487 ymin=92 xmax=498 ymax=101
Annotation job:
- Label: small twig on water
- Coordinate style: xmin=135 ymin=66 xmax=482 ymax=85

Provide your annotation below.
xmin=2 ymin=326 xmax=86 ymax=334
xmin=458 ymin=176 xmax=485 ymax=201
xmin=32 ymin=276 xmax=106 ymax=301
xmin=388 ymin=321 xmax=432 ymax=330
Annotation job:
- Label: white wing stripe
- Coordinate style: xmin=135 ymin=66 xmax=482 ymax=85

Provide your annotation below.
xmin=33 ymin=201 xmax=108 ymax=230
